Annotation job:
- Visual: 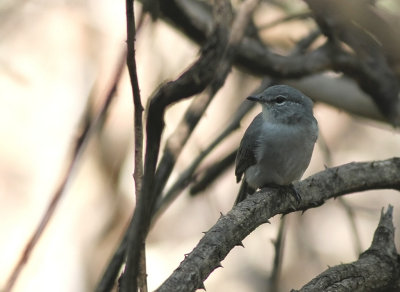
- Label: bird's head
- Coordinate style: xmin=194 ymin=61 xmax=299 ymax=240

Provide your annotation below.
xmin=247 ymin=85 xmax=315 ymax=123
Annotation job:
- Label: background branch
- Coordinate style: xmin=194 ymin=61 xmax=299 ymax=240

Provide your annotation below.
xmin=141 ymin=0 xmax=400 ymax=126
xmin=3 ymin=50 xmax=126 ymax=292
xmin=269 ymin=216 xmax=286 ymax=292
xmin=293 ymin=205 xmax=400 ymax=292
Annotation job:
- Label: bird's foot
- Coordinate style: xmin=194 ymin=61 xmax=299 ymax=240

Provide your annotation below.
xmin=260 ymin=183 xmax=301 ymax=204
xmin=285 ymin=183 xmax=301 ymax=204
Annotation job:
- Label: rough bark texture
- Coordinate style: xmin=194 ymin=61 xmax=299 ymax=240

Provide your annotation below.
xmin=156 ymin=158 xmax=400 ymax=292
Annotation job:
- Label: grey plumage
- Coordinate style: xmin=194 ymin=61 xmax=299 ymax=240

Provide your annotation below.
xmin=235 ymin=85 xmax=318 ymax=204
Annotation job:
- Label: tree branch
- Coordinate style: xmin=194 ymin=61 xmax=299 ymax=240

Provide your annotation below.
xmin=304 ymin=0 xmax=400 ymax=125
xmin=292 ymin=205 xmax=400 ymax=292
xmin=120 ymin=1 xmax=232 ymax=289
xmin=156 ymin=158 xmax=400 ymax=291
xmin=149 ymin=0 xmax=400 ymax=126
xmin=125 ymin=1 xmax=146 ymax=291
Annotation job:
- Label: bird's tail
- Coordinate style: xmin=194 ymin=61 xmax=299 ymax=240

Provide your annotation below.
xmin=234 ymin=180 xmax=255 ymax=205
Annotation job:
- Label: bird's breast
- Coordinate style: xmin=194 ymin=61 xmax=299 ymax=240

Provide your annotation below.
xmin=245 ymin=121 xmax=316 ymax=188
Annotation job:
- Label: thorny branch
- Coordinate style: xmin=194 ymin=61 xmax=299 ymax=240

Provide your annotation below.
xmin=156 ymin=158 xmax=400 ymax=291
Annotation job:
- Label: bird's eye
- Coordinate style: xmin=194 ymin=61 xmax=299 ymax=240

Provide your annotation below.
xmin=275 ymin=95 xmax=286 ymax=105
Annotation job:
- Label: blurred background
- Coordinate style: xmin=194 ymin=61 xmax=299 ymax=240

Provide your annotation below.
xmin=0 ymin=0 xmax=399 ymax=291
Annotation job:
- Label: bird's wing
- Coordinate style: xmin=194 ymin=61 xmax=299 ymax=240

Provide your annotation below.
xmin=235 ymin=113 xmax=263 ymax=183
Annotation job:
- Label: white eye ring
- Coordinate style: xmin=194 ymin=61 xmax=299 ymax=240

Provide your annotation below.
xmin=275 ymin=95 xmax=287 ymax=105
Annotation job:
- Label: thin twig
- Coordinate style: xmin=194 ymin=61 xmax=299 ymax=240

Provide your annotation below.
xmin=269 ymin=216 xmax=286 ymax=291
xmin=189 ymin=149 xmax=237 ymax=195
xmin=3 ymin=50 xmax=127 ymax=292
xmin=94 ymin=9 xmax=146 ymax=292
xmin=126 ymin=1 xmax=144 ymax=200
xmin=317 ymin=130 xmax=363 ymax=256
xmin=338 ymin=197 xmax=363 ymax=255
xmin=123 ymin=1 xmax=147 ymax=291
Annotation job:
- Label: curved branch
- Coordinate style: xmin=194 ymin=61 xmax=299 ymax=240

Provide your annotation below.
xmin=153 ymin=0 xmax=400 ymax=126
xmin=156 ymin=158 xmax=400 ymax=292
xmin=293 ymin=205 xmax=400 ymax=292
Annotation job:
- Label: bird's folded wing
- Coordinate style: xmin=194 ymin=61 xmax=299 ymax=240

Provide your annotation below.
xmin=235 ymin=113 xmax=263 ymax=183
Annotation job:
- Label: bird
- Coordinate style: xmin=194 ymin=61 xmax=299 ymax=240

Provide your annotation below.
xmin=235 ymin=85 xmax=318 ymax=205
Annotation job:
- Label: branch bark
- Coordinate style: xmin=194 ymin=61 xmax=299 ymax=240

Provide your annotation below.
xmin=292 ymin=205 xmax=400 ymax=292
xmin=156 ymin=158 xmax=400 ymax=291
xmin=125 ymin=1 xmax=146 ymax=291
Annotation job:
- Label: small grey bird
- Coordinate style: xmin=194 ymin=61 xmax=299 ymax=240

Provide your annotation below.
xmin=235 ymin=85 xmax=318 ymax=204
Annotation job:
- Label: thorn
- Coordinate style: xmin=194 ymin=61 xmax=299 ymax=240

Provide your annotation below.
xmin=219 ymin=212 xmax=224 ymax=218
xmin=266 ymin=219 xmax=271 ymax=224
xmin=198 ymin=282 xmax=206 ymax=290
xmin=202 ymin=231 xmax=207 ymax=234
xmin=236 ymin=241 xmax=244 ymax=248
xmin=216 ymin=263 xmax=223 ymax=268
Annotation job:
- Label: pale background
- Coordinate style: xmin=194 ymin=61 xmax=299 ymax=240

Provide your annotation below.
xmin=1 ymin=0 xmax=399 ymax=291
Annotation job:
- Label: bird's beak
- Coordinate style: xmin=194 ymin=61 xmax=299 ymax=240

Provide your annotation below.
xmin=247 ymin=95 xmax=261 ymax=102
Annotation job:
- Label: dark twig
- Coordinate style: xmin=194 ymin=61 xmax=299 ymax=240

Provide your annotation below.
xmin=338 ymin=197 xmax=363 ymax=255
xmin=318 ymin=130 xmax=363 ymax=256
xmin=189 ymin=149 xmax=237 ymax=196
xmin=292 ymin=205 xmax=400 ymax=291
xmin=94 ymin=8 xmax=147 ymax=292
xmin=156 ymin=158 xmax=400 ymax=291
xmin=269 ymin=216 xmax=286 ymax=292
xmin=95 ymin=231 xmax=129 ymax=292
xmin=3 ymin=50 xmax=126 ymax=292
xmin=125 ymin=1 xmax=146 ymax=291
